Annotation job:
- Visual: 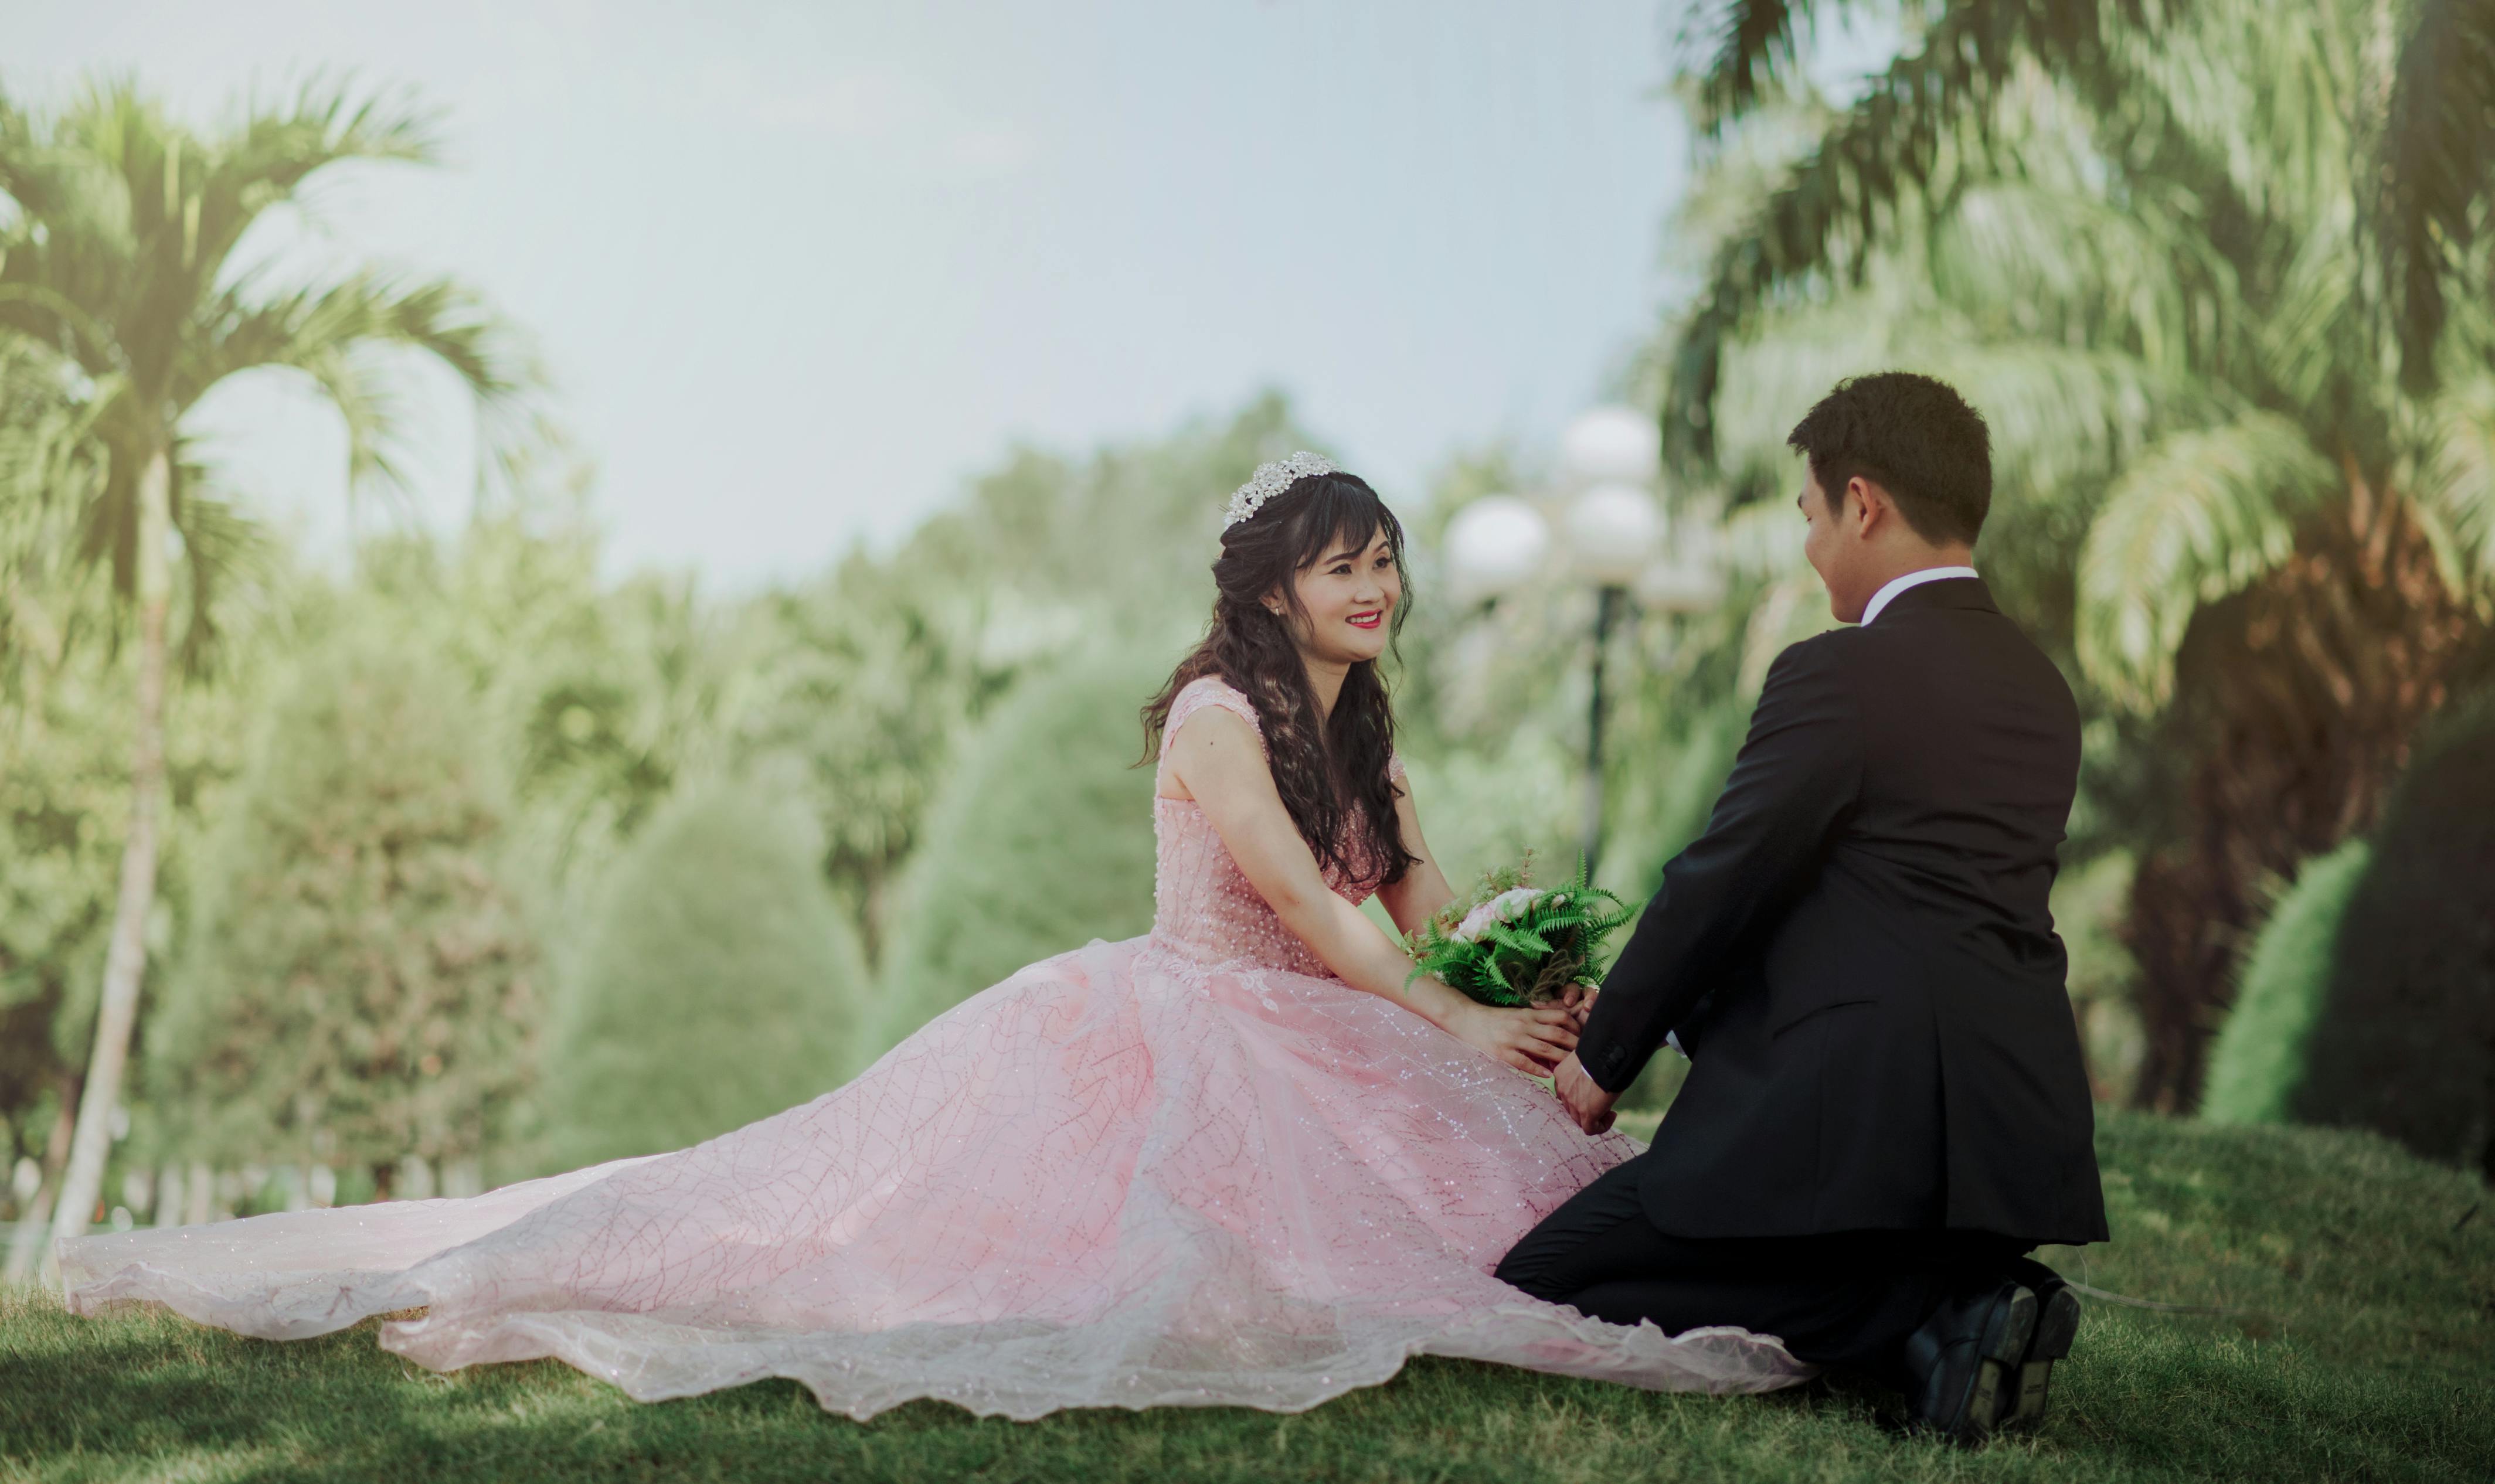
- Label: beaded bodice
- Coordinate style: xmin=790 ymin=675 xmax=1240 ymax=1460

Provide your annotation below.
xmin=1150 ymin=676 xmax=1399 ymax=978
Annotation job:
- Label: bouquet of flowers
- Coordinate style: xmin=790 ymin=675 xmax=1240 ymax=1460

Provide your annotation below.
xmin=1404 ymin=852 xmax=1637 ymax=1008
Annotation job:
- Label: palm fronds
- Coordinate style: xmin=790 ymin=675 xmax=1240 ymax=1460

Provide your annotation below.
xmin=181 ymin=270 xmax=533 ymax=502
xmin=2410 ymin=376 xmax=2495 ymax=593
xmin=1689 ymin=0 xmax=1814 ymax=134
xmin=1667 ymin=0 xmax=2171 ymax=465
xmin=2377 ymin=0 xmax=2495 ymax=389
xmin=0 ymin=343 xmax=108 ymax=679
xmin=0 ymin=74 xmax=539 ymax=578
xmin=192 ymin=74 xmax=440 ymax=272
xmin=2075 ymin=411 xmax=2338 ymax=707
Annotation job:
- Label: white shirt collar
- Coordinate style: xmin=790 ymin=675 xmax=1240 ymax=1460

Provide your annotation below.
xmin=1860 ymin=566 xmax=1980 ymax=626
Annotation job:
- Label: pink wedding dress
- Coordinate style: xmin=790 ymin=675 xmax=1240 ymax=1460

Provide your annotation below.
xmin=62 ymin=677 xmax=1805 ymax=1418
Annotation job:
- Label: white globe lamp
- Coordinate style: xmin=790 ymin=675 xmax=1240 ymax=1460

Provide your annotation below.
xmin=1443 ymin=495 xmax=1550 ymax=603
xmin=1562 ymin=481 xmax=1663 ymax=587
xmin=1556 ymin=405 xmax=1661 ymax=488
xmin=1637 ymin=555 xmax=1726 ymax=615
xmin=1636 ymin=515 xmax=1726 ymax=615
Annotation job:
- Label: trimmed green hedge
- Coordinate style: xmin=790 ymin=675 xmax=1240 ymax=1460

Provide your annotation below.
xmin=540 ymin=780 xmax=870 ymax=1166
xmin=870 ymin=650 xmax=1165 ymax=1058
xmin=2199 ymin=839 xmax=2371 ymax=1126
xmin=2295 ymin=697 xmax=2495 ymax=1175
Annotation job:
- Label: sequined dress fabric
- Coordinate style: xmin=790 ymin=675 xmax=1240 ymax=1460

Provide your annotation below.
xmin=60 ymin=677 xmax=1806 ymax=1417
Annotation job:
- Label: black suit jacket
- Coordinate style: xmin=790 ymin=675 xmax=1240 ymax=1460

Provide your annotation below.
xmin=1578 ymin=577 xmax=2108 ymax=1245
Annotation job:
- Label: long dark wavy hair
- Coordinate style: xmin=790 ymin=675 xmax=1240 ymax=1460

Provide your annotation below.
xmin=1141 ymin=470 xmax=1418 ymax=887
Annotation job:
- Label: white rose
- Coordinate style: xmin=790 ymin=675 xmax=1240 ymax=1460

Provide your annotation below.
xmin=1453 ymin=887 xmax=1543 ymax=942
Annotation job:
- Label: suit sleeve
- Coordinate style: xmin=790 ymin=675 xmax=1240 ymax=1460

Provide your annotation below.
xmin=1576 ymin=635 xmax=1862 ymax=1094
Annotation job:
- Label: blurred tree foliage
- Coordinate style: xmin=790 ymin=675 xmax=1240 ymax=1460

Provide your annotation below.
xmin=0 ymin=74 xmax=535 ymax=1249
xmin=904 ymin=390 xmax=1315 ymax=626
xmin=870 ymin=649 xmax=1168 ymax=1060
xmin=539 ymin=781 xmax=868 ymax=1168
xmin=282 ymin=492 xmax=763 ymax=950
xmin=2046 ymin=849 xmax=2144 ymax=1104
xmin=146 ymin=631 xmax=536 ymax=1192
xmin=2200 ymin=840 xmax=2372 ymax=1129
xmin=0 ymin=335 xmax=264 ymax=1193
xmin=0 ymin=639 xmax=126 ymax=1175
xmin=733 ymin=558 xmax=1005 ymax=962
xmin=736 ymin=390 xmax=1327 ymax=960
xmin=1393 ymin=745 xmax=1582 ymax=906
xmin=0 ymin=341 xmax=107 ymax=693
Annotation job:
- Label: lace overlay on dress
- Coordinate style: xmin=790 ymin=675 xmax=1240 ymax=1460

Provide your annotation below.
xmin=60 ymin=674 xmax=1806 ymax=1418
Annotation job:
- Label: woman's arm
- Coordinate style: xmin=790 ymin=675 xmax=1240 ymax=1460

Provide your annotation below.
xmin=1167 ymin=708 xmax=1573 ymax=1074
xmin=1374 ymin=767 xmax=1456 ymax=936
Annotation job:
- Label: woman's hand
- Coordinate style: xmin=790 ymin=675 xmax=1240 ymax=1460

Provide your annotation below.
xmin=1442 ymin=998 xmax=1580 ymax=1075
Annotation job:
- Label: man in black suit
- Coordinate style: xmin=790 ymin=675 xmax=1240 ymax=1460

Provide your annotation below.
xmin=1497 ymin=372 xmax=2107 ymax=1441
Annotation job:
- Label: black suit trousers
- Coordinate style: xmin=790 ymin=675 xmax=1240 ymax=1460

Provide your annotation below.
xmin=1493 ymin=1159 xmax=2027 ymax=1376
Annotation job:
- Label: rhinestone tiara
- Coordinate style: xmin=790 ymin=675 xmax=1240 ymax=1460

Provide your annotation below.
xmin=1222 ymin=451 xmax=1338 ymax=529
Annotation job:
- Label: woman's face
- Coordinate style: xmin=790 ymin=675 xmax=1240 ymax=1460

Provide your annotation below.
xmin=1273 ymin=526 xmax=1401 ymax=668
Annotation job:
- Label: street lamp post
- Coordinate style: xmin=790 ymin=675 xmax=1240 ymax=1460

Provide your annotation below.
xmin=1444 ymin=406 xmax=1687 ymax=881
xmin=1582 ymin=581 xmax=1626 ymax=877
xmin=1561 ymin=500 xmax=1663 ymax=877
xmin=1555 ymin=409 xmax=1665 ymax=874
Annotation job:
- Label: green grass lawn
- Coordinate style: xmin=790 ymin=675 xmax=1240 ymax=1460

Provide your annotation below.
xmin=5 ymin=1109 xmax=2489 ymax=1483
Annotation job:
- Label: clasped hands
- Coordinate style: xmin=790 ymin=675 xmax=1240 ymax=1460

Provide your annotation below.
xmin=1435 ymin=983 xmax=1618 ymax=1135
xmin=1549 ymin=985 xmax=1619 ymax=1137
xmin=1523 ymin=986 xmax=1619 ymax=1137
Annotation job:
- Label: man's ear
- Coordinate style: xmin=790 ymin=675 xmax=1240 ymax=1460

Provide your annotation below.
xmin=1847 ymin=476 xmax=1889 ymax=536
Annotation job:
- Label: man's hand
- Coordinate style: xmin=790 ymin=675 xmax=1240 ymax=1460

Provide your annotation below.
xmin=1552 ymin=1052 xmax=1618 ymax=1136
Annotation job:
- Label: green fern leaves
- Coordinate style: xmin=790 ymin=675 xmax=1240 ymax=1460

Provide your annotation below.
xmin=1404 ymin=855 xmax=1639 ymax=1008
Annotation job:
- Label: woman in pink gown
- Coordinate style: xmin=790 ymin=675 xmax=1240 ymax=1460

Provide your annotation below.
xmin=60 ymin=457 xmax=1804 ymax=1418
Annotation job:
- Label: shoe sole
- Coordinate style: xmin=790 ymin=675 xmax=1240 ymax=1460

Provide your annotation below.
xmin=1997 ymin=1285 xmax=2081 ymax=1434
xmin=1921 ymin=1285 xmax=2037 ymax=1444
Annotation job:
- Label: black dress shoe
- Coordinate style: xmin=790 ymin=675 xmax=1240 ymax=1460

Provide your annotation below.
xmin=1997 ymin=1258 xmax=2081 ymax=1433
xmin=1898 ymin=1277 xmax=2037 ymax=1443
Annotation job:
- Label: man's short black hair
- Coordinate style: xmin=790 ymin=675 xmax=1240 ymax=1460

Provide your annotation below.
xmin=1786 ymin=372 xmax=1991 ymax=545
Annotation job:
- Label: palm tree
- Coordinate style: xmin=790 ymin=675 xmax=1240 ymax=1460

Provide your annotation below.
xmin=1666 ymin=0 xmax=2495 ymax=1107
xmin=0 ymin=76 xmax=531 ymax=1263
xmin=1673 ymin=0 xmax=2494 ymax=414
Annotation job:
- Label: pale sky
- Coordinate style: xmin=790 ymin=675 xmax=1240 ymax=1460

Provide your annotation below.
xmin=10 ymin=2 xmax=1759 ymax=587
